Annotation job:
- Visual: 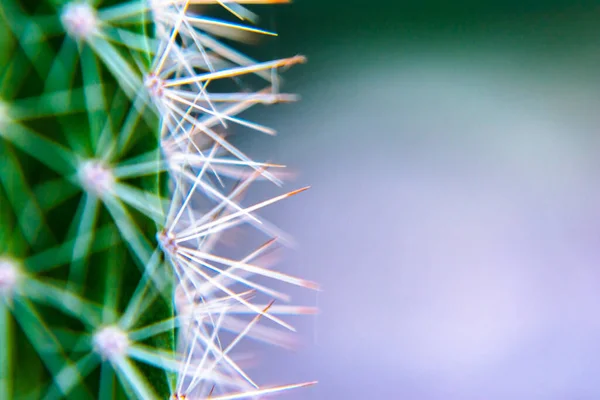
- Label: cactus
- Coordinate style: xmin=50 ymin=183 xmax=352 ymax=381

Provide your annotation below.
xmin=0 ymin=0 xmax=316 ymax=398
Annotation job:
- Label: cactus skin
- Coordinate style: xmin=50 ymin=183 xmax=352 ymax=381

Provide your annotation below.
xmin=0 ymin=0 xmax=316 ymax=399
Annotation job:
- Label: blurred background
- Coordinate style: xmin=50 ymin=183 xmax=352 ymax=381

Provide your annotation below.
xmin=243 ymin=1 xmax=600 ymax=398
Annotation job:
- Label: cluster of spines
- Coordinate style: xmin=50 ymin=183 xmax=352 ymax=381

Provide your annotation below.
xmin=0 ymin=0 xmax=316 ymax=399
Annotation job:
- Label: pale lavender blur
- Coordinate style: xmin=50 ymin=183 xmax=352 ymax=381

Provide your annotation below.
xmin=239 ymin=20 xmax=600 ymax=399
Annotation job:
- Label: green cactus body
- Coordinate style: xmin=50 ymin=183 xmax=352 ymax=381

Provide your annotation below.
xmin=0 ymin=0 xmax=316 ymax=398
